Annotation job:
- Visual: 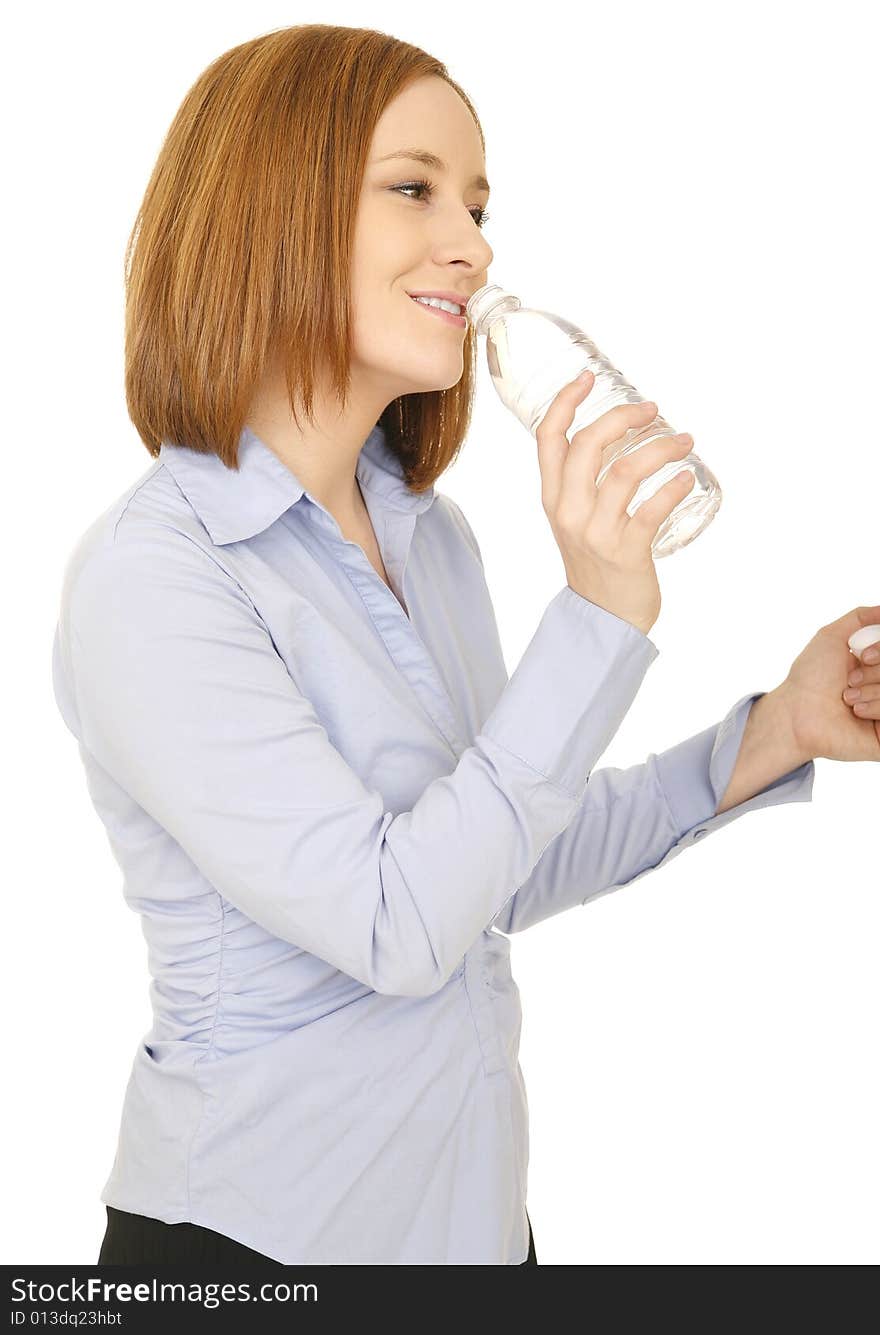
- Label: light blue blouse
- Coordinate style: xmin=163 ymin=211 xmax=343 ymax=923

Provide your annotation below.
xmin=51 ymin=422 xmax=815 ymax=1264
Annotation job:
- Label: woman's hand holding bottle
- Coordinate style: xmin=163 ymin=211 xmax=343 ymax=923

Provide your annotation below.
xmin=536 ymin=371 xmax=696 ymax=636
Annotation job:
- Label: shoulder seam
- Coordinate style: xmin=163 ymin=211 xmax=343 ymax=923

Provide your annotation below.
xmin=100 ymin=498 xmax=267 ymax=629
xmin=110 ymin=461 xmax=172 ymax=544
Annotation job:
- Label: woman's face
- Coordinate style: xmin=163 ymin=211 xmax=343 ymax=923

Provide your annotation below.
xmin=349 ymin=75 xmax=494 ymax=403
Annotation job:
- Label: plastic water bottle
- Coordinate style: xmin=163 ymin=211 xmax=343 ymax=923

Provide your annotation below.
xmin=465 ymin=283 xmax=722 ymax=558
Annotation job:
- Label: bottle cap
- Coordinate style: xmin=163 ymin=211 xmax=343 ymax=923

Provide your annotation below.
xmin=848 ymin=624 xmax=880 ymax=660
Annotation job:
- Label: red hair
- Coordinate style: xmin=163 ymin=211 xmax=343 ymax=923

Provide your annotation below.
xmin=123 ymin=23 xmax=486 ymax=494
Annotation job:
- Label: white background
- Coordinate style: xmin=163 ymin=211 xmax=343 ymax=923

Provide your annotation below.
xmin=6 ymin=0 xmax=877 ymax=1265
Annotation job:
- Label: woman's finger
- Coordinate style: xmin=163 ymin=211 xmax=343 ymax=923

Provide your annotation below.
xmin=535 ymin=372 xmax=595 ymax=517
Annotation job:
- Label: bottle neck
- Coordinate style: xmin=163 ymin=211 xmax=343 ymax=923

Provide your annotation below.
xmin=466 ymin=283 xmax=521 ymax=335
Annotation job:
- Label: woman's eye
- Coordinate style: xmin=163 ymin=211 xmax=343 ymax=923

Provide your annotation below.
xmin=392 ymin=179 xmax=491 ymax=229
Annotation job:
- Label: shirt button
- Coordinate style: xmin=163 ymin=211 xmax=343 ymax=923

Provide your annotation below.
xmin=694 ymin=828 xmax=707 ymax=840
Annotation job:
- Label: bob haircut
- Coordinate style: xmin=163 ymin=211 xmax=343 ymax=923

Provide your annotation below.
xmin=124 ymin=23 xmax=486 ymax=495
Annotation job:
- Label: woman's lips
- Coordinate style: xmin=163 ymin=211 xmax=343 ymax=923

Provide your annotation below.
xmin=408 ymin=295 xmax=467 ymax=328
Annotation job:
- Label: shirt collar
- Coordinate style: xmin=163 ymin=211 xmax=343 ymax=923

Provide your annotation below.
xmin=158 ymin=421 xmax=437 ymax=546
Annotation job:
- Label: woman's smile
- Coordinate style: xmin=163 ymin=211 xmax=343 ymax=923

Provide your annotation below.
xmin=408 ymin=294 xmax=467 ymax=328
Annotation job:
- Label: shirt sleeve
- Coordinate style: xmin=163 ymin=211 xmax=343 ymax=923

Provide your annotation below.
xmin=490 ymin=691 xmax=815 ymax=934
xmin=55 ymin=527 xmax=660 ymax=998
xmin=441 ymin=497 xmax=816 ymax=937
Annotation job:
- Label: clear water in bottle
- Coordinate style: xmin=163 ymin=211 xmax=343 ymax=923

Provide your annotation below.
xmin=465 ymin=283 xmax=722 ymax=558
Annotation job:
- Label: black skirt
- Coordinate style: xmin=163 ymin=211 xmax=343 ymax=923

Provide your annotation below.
xmin=98 ymin=1204 xmax=538 ymax=1266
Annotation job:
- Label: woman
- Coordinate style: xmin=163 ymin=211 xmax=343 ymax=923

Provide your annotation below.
xmin=54 ymin=22 xmax=869 ymax=1267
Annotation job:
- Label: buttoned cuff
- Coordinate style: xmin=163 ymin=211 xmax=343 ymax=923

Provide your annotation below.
xmin=653 ymin=691 xmax=816 ymax=849
xmin=479 ymin=586 xmax=660 ymax=802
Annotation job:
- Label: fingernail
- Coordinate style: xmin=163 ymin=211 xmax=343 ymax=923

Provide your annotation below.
xmin=576 ymin=369 xmax=594 ymax=384
xmin=863 ymin=647 xmax=879 ymax=663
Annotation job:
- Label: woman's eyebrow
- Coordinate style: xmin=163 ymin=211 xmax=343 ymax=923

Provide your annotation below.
xmin=372 ymin=148 xmax=490 ymax=194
